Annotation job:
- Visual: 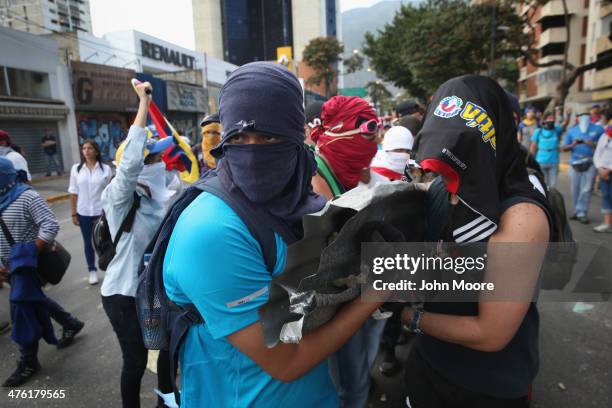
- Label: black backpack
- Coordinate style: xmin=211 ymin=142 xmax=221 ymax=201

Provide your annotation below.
xmin=92 ymin=192 xmax=141 ymax=271
xmin=136 ymin=171 xmax=277 ymax=404
xmin=523 ymin=151 xmax=578 ymax=290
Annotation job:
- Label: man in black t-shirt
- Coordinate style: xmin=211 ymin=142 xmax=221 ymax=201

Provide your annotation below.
xmin=41 ymin=130 xmax=62 ymax=176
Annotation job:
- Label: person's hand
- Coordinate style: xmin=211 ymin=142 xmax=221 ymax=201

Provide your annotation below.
xmin=0 ymin=266 xmax=9 ymax=284
xmin=599 ymin=168 xmax=611 ymax=180
xmin=71 ymin=214 xmax=80 ymax=226
xmin=135 ymin=81 xmax=152 ymax=103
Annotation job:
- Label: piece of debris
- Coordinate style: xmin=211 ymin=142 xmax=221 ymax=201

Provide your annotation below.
xmin=558 ymin=382 xmax=566 ymax=391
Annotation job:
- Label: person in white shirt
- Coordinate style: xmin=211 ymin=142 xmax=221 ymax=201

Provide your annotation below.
xmin=68 ymin=140 xmax=112 ymax=284
xmin=593 ymin=126 xmax=612 ymax=233
xmin=0 ymin=130 xmax=31 ymax=182
xmin=363 ymin=125 xmax=414 ymax=187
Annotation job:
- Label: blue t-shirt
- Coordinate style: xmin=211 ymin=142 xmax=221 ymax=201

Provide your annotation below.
xmin=532 ymin=125 xmax=563 ymax=164
xmin=563 ymin=123 xmax=604 ymax=163
xmin=163 ymin=192 xmax=338 ymax=408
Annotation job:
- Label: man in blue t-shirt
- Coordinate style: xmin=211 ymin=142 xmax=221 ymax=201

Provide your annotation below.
xmin=562 ymin=112 xmax=605 ymax=223
xmin=163 ymin=63 xmax=384 ymax=407
xmin=530 ymin=111 xmax=569 ymax=189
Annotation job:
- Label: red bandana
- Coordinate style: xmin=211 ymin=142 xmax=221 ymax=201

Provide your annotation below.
xmin=312 ymin=96 xmax=378 ymax=189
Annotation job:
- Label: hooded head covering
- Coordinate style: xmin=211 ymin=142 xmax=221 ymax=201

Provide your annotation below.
xmin=200 ymin=113 xmax=221 ymax=169
xmin=0 ymin=157 xmax=31 ymax=212
xmin=370 ymin=125 xmax=414 ymax=180
xmin=312 ymin=96 xmax=379 ymax=189
xmin=413 ymin=75 xmax=549 ymax=243
xmin=212 ymin=62 xmax=325 ymax=243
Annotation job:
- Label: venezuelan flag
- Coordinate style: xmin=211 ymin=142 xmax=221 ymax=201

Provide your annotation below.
xmin=131 ymin=78 xmax=200 ymax=184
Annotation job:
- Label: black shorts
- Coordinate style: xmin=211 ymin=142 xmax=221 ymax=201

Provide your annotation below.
xmin=403 ymin=347 xmax=530 ymax=408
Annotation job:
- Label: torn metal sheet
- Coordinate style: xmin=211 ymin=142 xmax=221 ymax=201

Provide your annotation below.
xmin=259 ymin=182 xmax=428 ymax=348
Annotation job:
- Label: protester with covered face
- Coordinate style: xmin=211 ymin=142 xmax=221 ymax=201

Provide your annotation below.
xmin=562 ymin=112 xmax=605 ymax=223
xmin=310 ymin=95 xmax=382 ymax=407
xmin=162 ymin=63 xmax=385 ymax=407
xmin=68 ymin=139 xmax=112 ymax=285
xmin=100 ymin=81 xmax=180 ymax=408
xmin=403 ymin=75 xmax=552 ymax=407
xmin=311 ymin=95 xmax=380 ymax=198
xmin=0 ymin=157 xmax=84 ymax=387
xmin=364 ymin=125 xmax=414 ymax=187
xmin=529 ymin=111 xmax=569 ymax=189
xmin=198 ymin=112 xmax=221 ymax=172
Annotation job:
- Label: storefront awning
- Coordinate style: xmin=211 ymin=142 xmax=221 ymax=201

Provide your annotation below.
xmin=0 ymin=100 xmax=69 ymax=120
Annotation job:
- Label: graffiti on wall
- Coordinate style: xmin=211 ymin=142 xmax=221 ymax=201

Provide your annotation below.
xmin=76 ymin=113 xmax=129 ymax=162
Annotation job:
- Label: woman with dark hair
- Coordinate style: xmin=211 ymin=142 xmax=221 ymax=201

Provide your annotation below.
xmin=68 ymin=139 xmax=112 ymax=285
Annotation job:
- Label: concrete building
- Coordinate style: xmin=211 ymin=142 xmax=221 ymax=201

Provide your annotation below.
xmin=58 ymin=29 xmax=237 ymax=149
xmin=584 ymin=0 xmax=612 ymax=102
xmin=0 ymin=0 xmax=92 ymax=34
xmin=0 ymin=25 xmax=80 ymax=175
xmin=517 ymin=0 xmax=601 ymax=111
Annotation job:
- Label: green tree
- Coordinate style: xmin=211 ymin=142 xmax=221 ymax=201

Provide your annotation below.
xmin=363 ymin=0 xmax=527 ymax=99
xmin=366 ymin=80 xmax=392 ymax=111
xmin=302 ymin=36 xmax=344 ymax=98
xmin=344 ymin=52 xmax=365 ymax=74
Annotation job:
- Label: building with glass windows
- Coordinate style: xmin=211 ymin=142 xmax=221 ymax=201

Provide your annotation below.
xmin=193 ymin=0 xmax=340 ymax=66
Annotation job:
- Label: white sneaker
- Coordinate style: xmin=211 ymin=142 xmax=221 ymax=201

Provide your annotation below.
xmin=88 ymin=271 xmax=99 ymax=285
xmin=593 ymin=224 xmax=612 ymax=233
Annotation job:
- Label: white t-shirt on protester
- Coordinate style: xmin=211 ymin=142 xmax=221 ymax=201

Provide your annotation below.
xmin=68 ymin=162 xmax=112 ymax=216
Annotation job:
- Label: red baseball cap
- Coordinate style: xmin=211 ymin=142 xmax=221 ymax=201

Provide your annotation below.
xmin=0 ymin=130 xmax=10 ymax=142
xmin=419 ymin=158 xmax=460 ymax=194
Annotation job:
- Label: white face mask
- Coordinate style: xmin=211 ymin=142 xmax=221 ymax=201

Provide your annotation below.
xmin=138 ymin=162 xmax=176 ymax=205
xmin=384 ymin=151 xmax=411 ymax=173
xmin=578 ymin=115 xmax=590 ymax=133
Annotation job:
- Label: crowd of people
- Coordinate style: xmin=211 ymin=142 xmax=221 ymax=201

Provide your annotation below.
xmin=0 ymin=61 xmax=610 ymax=408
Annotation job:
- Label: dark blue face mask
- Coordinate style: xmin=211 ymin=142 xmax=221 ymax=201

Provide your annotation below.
xmin=222 ymin=142 xmax=299 ymax=204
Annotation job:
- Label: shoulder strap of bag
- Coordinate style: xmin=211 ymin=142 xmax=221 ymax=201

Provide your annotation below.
xmin=112 ymin=192 xmax=141 ymax=247
xmin=0 ymin=215 xmax=15 ymax=246
xmin=200 ymin=175 xmax=277 ymax=273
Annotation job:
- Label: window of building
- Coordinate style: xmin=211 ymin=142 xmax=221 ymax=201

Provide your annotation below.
xmin=584 ymin=0 xmax=589 ymax=8
xmin=3 ymin=67 xmax=52 ymax=99
xmin=582 ymin=16 xmax=588 ymax=37
xmin=0 ymin=68 xmax=8 ymax=96
xmin=541 ymin=42 xmax=565 ymax=57
xmin=540 ymin=15 xmax=565 ymax=32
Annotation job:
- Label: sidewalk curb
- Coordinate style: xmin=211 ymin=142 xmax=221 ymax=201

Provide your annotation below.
xmin=46 ymin=193 xmax=71 ymax=204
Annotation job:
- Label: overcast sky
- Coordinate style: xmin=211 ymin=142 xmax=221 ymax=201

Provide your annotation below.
xmin=90 ymin=0 xmax=385 ymax=50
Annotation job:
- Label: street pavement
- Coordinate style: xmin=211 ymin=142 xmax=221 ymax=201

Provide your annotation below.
xmin=0 ymin=164 xmax=610 ymax=407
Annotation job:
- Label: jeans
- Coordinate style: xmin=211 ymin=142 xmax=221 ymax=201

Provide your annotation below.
xmin=45 ymin=153 xmax=62 ymax=176
xmin=329 ymin=318 xmax=381 ymax=408
xmin=102 ymin=295 xmax=148 ymax=408
xmin=600 ymin=177 xmax=612 ymax=214
xmin=77 ymin=214 xmax=99 ymax=272
xmin=20 ymin=296 xmax=80 ymax=364
xmin=570 ymin=165 xmax=597 ymax=217
xmin=539 ymin=163 xmax=559 ymax=189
